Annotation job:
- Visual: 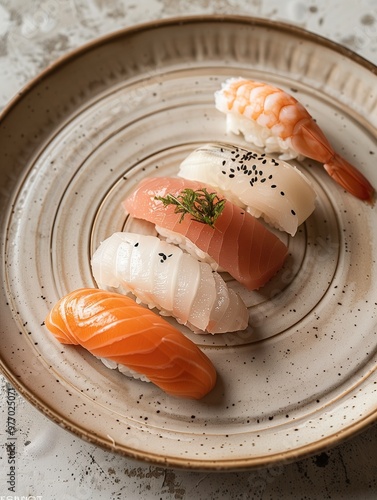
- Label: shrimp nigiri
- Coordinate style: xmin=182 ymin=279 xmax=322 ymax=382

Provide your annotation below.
xmin=179 ymin=142 xmax=316 ymax=236
xmin=45 ymin=288 xmax=217 ymax=399
xmin=215 ymin=77 xmax=374 ymax=203
xmin=91 ymin=233 xmax=248 ymax=334
xmin=123 ymin=177 xmax=288 ymax=290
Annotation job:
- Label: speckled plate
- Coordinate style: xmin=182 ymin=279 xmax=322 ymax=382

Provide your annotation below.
xmin=1 ymin=16 xmax=377 ymax=470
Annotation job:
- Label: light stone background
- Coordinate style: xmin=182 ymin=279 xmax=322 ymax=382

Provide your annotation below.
xmin=1 ymin=0 xmax=377 ymax=498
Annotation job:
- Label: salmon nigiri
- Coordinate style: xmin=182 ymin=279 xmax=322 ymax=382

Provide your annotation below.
xmin=215 ymin=77 xmax=374 ymax=203
xmin=45 ymin=288 xmax=217 ymax=399
xmin=123 ymin=177 xmax=288 ymax=290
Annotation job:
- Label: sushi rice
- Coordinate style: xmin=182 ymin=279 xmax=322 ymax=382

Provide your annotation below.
xmin=99 ymin=357 xmax=151 ymax=383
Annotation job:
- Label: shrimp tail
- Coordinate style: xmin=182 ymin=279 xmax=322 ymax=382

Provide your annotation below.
xmin=324 ymin=153 xmax=375 ymax=204
xmin=292 ymin=122 xmax=375 ymax=204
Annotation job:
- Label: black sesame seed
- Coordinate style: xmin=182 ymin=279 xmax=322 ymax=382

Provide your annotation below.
xmin=280 ymin=191 xmax=285 ymax=196
xmin=291 ymin=209 xmax=296 ymax=215
xmin=271 ymin=184 xmax=277 ymax=188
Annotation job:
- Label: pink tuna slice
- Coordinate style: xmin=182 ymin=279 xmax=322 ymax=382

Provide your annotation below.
xmin=123 ymin=177 xmax=288 ymax=290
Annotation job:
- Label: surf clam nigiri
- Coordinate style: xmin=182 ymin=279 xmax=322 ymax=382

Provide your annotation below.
xmin=91 ymin=233 xmax=248 ymax=334
xmin=45 ymin=288 xmax=217 ymax=399
xmin=179 ymin=142 xmax=316 ymax=236
xmin=123 ymin=177 xmax=288 ymax=290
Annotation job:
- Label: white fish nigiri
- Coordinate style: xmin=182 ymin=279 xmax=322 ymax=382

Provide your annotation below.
xmin=91 ymin=232 xmax=248 ymax=334
xmin=179 ymin=142 xmax=316 ymax=236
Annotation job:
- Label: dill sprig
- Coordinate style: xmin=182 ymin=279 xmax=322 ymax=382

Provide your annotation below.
xmin=155 ymin=188 xmax=226 ymax=228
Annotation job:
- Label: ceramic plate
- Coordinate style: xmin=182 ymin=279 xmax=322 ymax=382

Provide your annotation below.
xmin=1 ymin=16 xmax=377 ymax=470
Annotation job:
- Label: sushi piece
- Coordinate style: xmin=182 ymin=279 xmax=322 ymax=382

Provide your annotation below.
xmin=179 ymin=142 xmax=316 ymax=236
xmin=91 ymin=232 xmax=248 ymax=334
xmin=123 ymin=177 xmax=288 ymax=290
xmin=45 ymin=288 xmax=217 ymax=399
xmin=215 ymin=77 xmax=374 ymax=203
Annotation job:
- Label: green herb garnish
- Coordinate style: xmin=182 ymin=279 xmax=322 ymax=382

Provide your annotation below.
xmin=155 ymin=188 xmax=226 ymax=228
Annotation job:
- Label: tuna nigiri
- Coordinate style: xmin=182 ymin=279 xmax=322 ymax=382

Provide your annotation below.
xmin=179 ymin=142 xmax=316 ymax=236
xmin=45 ymin=288 xmax=217 ymax=399
xmin=91 ymin=233 xmax=248 ymax=334
xmin=215 ymin=77 xmax=374 ymax=203
xmin=123 ymin=177 xmax=288 ymax=290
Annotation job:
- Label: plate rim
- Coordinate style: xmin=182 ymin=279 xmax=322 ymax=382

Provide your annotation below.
xmin=1 ymin=14 xmax=377 ymax=121
xmin=1 ymin=14 xmax=377 ymax=470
